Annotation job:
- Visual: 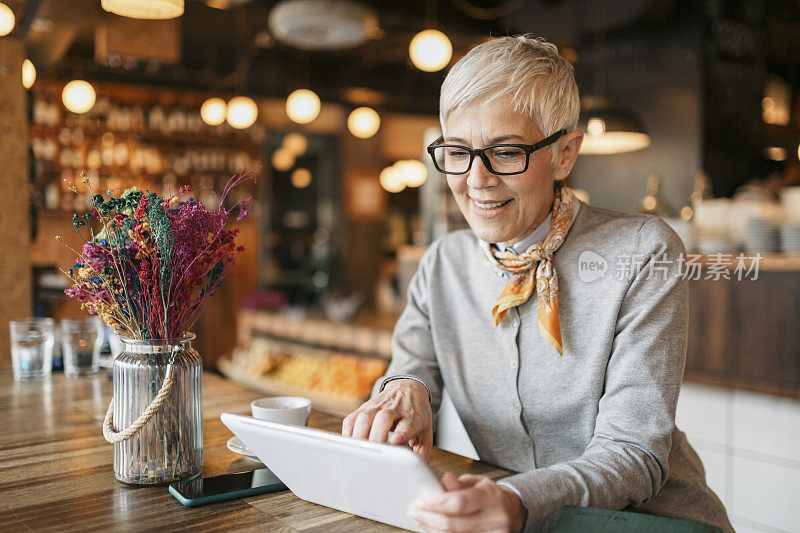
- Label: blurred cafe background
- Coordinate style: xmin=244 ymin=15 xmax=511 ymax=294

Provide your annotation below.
xmin=0 ymin=1 xmax=799 ymax=531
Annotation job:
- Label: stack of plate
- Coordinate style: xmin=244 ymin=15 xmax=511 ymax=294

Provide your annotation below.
xmin=780 ymin=223 xmax=800 ymax=253
xmin=744 ymin=217 xmax=779 ymax=253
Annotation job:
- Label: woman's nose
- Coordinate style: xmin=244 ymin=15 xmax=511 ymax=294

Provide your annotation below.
xmin=465 ymin=156 xmax=498 ymax=189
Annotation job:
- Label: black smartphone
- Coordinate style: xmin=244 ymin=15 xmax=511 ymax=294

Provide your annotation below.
xmin=169 ymin=467 xmax=288 ymax=507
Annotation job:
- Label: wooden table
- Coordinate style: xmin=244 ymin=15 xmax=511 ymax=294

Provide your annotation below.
xmin=0 ymin=369 xmax=510 ymax=531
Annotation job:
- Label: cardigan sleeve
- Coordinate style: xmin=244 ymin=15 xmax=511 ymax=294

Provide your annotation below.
xmin=500 ymin=217 xmax=689 ymax=532
xmin=371 ymin=242 xmax=444 ymax=413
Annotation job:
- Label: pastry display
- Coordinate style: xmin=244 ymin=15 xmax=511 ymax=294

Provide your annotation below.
xmin=311 ymin=355 xmax=388 ymax=399
xmin=228 ymin=340 xmax=387 ymax=402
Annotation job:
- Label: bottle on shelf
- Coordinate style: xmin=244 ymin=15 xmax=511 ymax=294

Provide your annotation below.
xmin=44 ymin=181 xmax=60 ymax=211
xmin=678 ymin=170 xmax=713 ymax=221
xmin=638 ymin=173 xmax=676 ymax=218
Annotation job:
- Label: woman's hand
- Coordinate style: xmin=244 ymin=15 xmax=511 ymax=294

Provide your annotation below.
xmin=407 ymin=473 xmax=528 ymax=533
xmin=341 ymin=378 xmax=433 ymax=462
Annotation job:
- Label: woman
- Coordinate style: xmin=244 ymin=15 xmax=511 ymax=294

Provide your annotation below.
xmin=342 ymin=35 xmax=732 ymax=533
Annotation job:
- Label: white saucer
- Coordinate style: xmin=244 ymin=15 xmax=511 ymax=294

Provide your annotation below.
xmin=227 ymin=436 xmax=263 ymax=463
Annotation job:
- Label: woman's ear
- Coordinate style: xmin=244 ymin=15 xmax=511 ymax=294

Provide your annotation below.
xmin=556 ymin=129 xmax=583 ymax=180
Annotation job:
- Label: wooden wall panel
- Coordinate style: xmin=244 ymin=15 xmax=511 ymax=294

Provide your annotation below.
xmin=0 ymin=40 xmax=32 ymax=365
xmin=340 ymin=131 xmax=385 ymax=309
xmin=686 ymin=272 xmax=800 ymax=398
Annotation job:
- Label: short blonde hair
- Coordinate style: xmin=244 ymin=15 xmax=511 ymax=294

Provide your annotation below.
xmin=439 ymin=35 xmax=580 ymax=166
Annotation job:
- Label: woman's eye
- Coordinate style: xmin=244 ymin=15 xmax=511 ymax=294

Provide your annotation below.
xmin=447 ymin=149 xmax=470 ymax=159
xmin=495 ymin=149 xmax=524 ymax=158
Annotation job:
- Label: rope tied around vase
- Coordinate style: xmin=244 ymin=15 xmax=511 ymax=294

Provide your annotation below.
xmin=102 ymin=344 xmax=180 ymax=444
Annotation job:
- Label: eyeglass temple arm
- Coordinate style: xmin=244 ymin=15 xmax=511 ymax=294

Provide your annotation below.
xmin=527 ymin=129 xmax=568 ymax=152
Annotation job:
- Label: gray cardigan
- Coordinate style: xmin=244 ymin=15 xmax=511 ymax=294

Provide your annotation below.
xmin=377 ymin=202 xmax=733 ymax=532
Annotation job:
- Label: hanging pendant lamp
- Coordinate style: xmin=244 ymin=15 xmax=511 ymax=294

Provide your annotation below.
xmin=101 ymin=0 xmax=184 ymax=20
xmin=578 ymin=96 xmax=651 ymax=155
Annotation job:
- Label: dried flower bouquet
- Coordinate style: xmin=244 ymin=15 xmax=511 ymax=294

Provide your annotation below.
xmin=58 ymin=169 xmax=256 ymax=340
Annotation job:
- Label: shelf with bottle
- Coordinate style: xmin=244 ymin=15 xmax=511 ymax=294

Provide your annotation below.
xmin=31 ymin=141 xmax=257 ymax=180
xmin=30 ymin=119 xmax=259 ymax=173
xmin=29 ymin=80 xmax=265 ymax=215
xmin=36 ymin=166 xmax=257 ymax=215
xmin=31 ymin=81 xmax=267 ymax=146
xmin=30 ymin=123 xmax=264 ymax=150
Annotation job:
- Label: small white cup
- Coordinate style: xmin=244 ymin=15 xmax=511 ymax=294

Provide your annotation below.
xmin=251 ymin=396 xmax=311 ymax=426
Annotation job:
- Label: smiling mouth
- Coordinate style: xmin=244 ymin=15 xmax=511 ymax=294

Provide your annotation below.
xmin=471 ymin=198 xmax=513 ymax=210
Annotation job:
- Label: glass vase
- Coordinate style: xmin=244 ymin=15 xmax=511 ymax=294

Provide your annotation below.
xmin=112 ymin=334 xmax=203 ymax=485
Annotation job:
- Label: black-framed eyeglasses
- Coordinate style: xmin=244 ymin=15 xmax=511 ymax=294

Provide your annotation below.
xmin=426 ymin=129 xmax=567 ymax=176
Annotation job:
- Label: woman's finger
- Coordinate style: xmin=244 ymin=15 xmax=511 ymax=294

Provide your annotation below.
xmin=410 ymin=505 xmax=513 ymax=533
xmin=455 ymin=474 xmax=483 ymax=488
xmin=419 ymin=486 xmax=486 ymax=516
xmin=436 ymin=472 xmax=481 ymax=492
xmin=341 ymin=407 xmax=362 ymax=436
xmin=368 ymin=408 xmax=401 ymax=443
xmin=440 ymin=472 xmax=462 ymax=491
xmin=415 ymin=426 xmax=433 ymax=463
xmin=409 ymin=507 xmax=499 ymax=533
xmin=351 ymin=408 xmax=379 ymax=440
xmin=390 ymin=417 xmax=422 ymax=446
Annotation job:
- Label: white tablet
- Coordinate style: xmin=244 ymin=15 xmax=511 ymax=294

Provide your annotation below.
xmin=220 ymin=413 xmax=443 ymax=532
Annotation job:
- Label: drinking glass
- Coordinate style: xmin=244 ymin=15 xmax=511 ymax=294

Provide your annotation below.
xmin=9 ymin=318 xmax=55 ymax=381
xmin=61 ymin=317 xmax=102 ymax=378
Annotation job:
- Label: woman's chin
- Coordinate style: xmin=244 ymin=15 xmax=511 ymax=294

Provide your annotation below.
xmin=469 ymin=223 xmax=513 ymax=244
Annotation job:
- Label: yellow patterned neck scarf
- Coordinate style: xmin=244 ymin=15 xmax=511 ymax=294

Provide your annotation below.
xmin=479 ymin=183 xmax=579 ymax=356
